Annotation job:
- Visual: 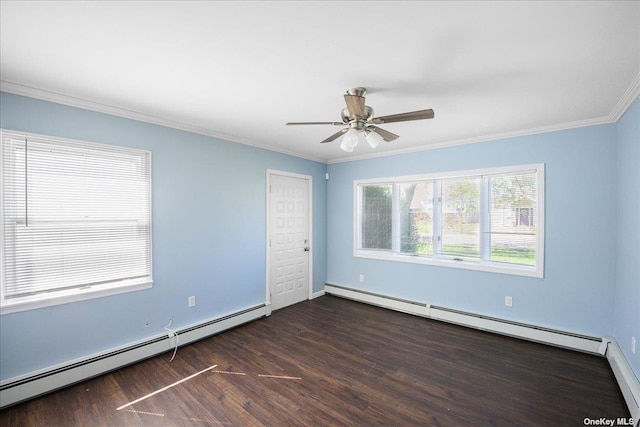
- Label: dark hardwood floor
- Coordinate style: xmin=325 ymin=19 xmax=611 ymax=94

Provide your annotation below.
xmin=0 ymin=295 xmax=629 ymax=426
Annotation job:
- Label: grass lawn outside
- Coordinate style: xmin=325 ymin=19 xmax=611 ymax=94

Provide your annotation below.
xmin=414 ymin=243 xmax=535 ymax=266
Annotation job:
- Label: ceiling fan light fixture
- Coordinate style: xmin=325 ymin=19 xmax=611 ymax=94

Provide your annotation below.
xmin=340 ymin=128 xmax=359 ymax=152
xmin=365 ymin=130 xmax=384 ymax=149
xmin=357 ymin=131 xmax=368 ymax=147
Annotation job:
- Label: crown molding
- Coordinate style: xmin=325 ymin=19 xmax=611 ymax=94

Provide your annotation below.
xmin=2 ymin=76 xmax=637 ymax=167
xmin=609 ymin=72 xmax=640 ymax=122
xmin=327 ymin=115 xmax=613 ymax=164
xmin=0 ymin=81 xmax=327 ymax=164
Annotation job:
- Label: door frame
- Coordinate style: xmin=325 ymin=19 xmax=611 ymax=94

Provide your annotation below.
xmin=265 ymin=169 xmax=313 ymax=314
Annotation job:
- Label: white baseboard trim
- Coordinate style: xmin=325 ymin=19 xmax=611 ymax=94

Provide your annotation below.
xmin=0 ymin=303 xmax=268 ymax=409
xmin=325 ymin=283 xmax=600 ymax=352
xmin=605 ymin=338 xmax=640 ymax=425
xmin=324 ymin=284 xmax=428 ymax=317
xmin=428 ymin=305 xmax=603 ymax=354
xmin=325 ymin=283 xmax=640 ymax=419
xmin=312 ymin=290 xmax=326 ymax=299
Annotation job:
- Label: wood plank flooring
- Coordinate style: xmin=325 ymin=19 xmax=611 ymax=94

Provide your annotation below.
xmin=0 ymin=295 xmax=630 ymax=426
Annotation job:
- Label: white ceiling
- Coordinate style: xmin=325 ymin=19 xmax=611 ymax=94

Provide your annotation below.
xmin=1 ymin=1 xmax=639 ymax=163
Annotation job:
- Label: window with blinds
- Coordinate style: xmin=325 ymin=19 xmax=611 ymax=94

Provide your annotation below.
xmin=355 ymin=164 xmax=544 ymax=278
xmin=1 ymin=130 xmax=152 ymax=313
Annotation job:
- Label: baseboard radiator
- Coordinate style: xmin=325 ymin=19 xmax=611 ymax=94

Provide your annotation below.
xmin=605 ymin=339 xmax=640 ymax=425
xmin=325 ymin=283 xmax=640 ymax=421
xmin=324 ymin=283 xmax=603 ymax=353
xmin=0 ymin=303 xmax=269 ymax=409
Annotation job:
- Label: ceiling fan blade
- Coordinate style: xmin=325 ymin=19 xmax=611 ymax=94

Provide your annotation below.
xmin=371 ymin=109 xmax=435 ymax=124
xmin=286 ymin=121 xmax=344 ymax=126
xmin=321 ymin=128 xmax=348 ymax=143
xmin=344 ymin=94 xmax=365 ymax=119
xmin=368 ymin=125 xmax=399 ymax=142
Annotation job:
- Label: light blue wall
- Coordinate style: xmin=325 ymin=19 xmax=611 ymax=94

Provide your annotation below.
xmin=615 ymin=96 xmax=640 ymax=379
xmin=0 ymin=92 xmax=327 ymax=380
xmin=1 ymin=90 xmax=636 ymax=386
xmin=327 ymin=124 xmax=618 ymax=337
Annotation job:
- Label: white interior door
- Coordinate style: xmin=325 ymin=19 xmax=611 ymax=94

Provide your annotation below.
xmin=268 ymin=172 xmax=311 ymax=311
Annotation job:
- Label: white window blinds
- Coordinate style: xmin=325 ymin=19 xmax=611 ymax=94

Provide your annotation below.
xmin=1 ymin=130 xmax=152 ymax=309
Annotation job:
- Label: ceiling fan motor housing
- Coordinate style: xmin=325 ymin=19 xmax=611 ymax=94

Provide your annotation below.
xmin=341 ymin=106 xmax=374 ymax=129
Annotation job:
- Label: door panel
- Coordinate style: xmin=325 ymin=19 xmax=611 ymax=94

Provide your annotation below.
xmin=269 ymin=173 xmax=310 ymax=311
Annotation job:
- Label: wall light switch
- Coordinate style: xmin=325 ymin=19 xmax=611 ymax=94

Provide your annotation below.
xmin=359 ymin=274 xmax=364 ymax=283
xmin=632 ymin=336 xmax=636 ymax=354
xmin=188 ymin=296 xmax=196 ymax=307
xmin=505 ymin=296 xmax=513 ymax=307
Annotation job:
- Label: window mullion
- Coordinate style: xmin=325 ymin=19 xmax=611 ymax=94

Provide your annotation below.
xmin=480 ymin=176 xmax=490 ymax=261
xmin=391 ymin=183 xmax=401 ymax=253
xmin=433 ymin=180 xmax=442 ymax=258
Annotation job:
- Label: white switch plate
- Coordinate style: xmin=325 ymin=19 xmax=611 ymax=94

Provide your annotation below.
xmin=359 ymin=274 xmax=364 ymax=283
xmin=632 ymin=336 xmax=636 ymax=354
xmin=188 ymin=296 xmax=196 ymax=307
xmin=505 ymin=296 xmax=513 ymax=307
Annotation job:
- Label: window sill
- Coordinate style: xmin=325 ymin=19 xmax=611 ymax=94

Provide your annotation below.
xmin=354 ymin=250 xmax=543 ymax=278
xmin=0 ymin=281 xmax=153 ymax=315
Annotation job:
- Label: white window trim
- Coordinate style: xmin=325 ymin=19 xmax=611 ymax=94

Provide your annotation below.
xmin=0 ymin=281 xmax=153 ymax=315
xmin=0 ymin=129 xmax=153 ymax=314
xmin=353 ymin=164 xmax=545 ymax=278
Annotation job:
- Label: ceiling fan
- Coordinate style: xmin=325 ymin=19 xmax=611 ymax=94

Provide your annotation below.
xmin=286 ymin=87 xmax=434 ymax=152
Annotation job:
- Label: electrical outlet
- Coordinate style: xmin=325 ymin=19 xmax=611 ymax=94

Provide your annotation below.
xmin=505 ymin=296 xmax=513 ymax=307
xmin=188 ymin=296 xmax=196 ymax=307
xmin=359 ymin=274 xmax=364 ymax=283
xmin=632 ymin=336 xmax=636 ymax=354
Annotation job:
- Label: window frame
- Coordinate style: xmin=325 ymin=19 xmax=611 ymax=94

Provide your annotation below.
xmin=0 ymin=129 xmax=153 ymax=314
xmin=354 ymin=164 xmax=545 ymax=278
